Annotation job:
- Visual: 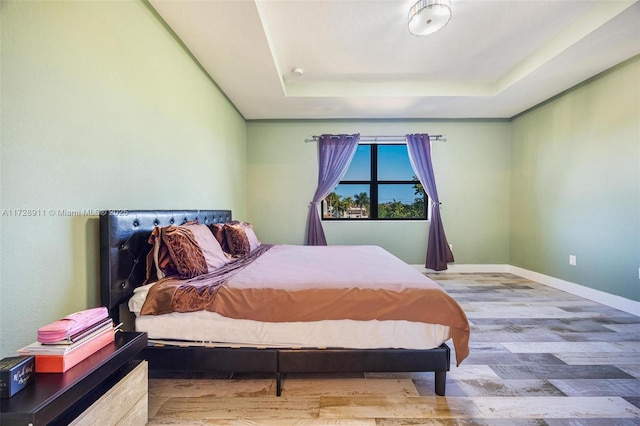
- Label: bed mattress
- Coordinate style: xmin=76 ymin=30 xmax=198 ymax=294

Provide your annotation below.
xmin=130 ymin=285 xmax=451 ymax=349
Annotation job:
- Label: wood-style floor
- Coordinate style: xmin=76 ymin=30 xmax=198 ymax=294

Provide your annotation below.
xmin=147 ymin=273 xmax=640 ymax=425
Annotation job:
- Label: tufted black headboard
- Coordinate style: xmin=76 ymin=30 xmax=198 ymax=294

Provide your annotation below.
xmin=99 ymin=210 xmax=232 ymax=321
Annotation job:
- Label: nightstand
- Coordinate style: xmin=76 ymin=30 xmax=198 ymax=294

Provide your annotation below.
xmin=0 ymin=331 xmax=147 ymax=425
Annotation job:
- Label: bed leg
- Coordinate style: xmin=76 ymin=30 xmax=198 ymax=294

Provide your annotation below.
xmin=276 ymin=372 xmax=282 ymax=396
xmin=435 ymin=371 xmax=446 ymax=396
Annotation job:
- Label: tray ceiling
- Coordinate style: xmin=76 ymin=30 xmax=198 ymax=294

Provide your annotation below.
xmin=149 ymin=0 xmax=640 ymax=119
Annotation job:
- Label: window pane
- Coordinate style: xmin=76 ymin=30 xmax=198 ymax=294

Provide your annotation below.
xmin=341 ymin=145 xmax=370 ymax=181
xmin=378 ymin=145 xmax=415 ymax=181
xmin=323 ymin=184 xmax=369 ymax=219
xmin=377 ymin=184 xmax=426 ymax=219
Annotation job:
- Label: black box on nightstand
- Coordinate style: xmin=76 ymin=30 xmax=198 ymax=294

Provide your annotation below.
xmin=0 ymin=356 xmax=35 ymax=398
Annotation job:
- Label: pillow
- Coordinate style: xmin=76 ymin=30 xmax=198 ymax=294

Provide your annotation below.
xmin=185 ymin=223 xmax=231 ymax=269
xmin=208 ymin=221 xmax=240 ymax=253
xmin=149 ymin=223 xmax=230 ymax=279
xmin=244 ymin=225 xmax=261 ymax=251
xmin=145 ymin=226 xmax=178 ymax=283
xmin=153 ymin=229 xmax=178 ymax=279
xmin=223 ymin=222 xmax=261 ymax=257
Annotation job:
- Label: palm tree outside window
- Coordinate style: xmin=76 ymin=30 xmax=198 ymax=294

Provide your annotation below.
xmin=322 ymin=144 xmax=428 ymax=220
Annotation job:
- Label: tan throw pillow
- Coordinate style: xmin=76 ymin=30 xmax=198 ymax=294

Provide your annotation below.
xmin=145 ymin=226 xmax=179 ymax=283
xmin=209 ymin=221 xmax=239 ymax=253
xmin=223 ymin=222 xmax=261 ymax=257
xmin=162 ymin=223 xmax=229 ymax=278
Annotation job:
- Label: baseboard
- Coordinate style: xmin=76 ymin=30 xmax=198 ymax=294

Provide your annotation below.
xmin=509 ymin=266 xmax=640 ymax=317
xmin=414 ymin=263 xmax=640 ymax=317
xmin=412 ymin=264 xmax=510 ymax=273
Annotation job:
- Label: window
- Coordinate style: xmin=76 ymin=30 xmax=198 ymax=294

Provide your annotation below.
xmin=322 ymin=144 xmax=428 ymax=220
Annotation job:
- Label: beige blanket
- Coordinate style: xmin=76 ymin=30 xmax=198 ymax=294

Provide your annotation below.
xmin=140 ymin=245 xmax=470 ymax=365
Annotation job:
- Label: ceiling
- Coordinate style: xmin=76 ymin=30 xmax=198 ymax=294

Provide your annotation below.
xmin=149 ymin=0 xmax=640 ymax=120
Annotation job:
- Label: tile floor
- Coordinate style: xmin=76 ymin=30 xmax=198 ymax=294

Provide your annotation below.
xmin=147 ymin=273 xmax=640 ymax=425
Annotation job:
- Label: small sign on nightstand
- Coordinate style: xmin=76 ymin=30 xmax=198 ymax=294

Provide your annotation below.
xmin=0 ymin=355 xmax=35 ymax=398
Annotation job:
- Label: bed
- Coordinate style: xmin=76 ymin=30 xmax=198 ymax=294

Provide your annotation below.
xmin=99 ymin=209 xmax=470 ymax=396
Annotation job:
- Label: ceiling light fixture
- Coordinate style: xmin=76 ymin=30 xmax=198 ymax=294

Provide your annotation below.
xmin=408 ymin=0 xmax=452 ymax=36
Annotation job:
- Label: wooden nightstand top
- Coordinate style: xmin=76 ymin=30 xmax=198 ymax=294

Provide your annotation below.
xmin=1 ymin=331 xmax=147 ymax=425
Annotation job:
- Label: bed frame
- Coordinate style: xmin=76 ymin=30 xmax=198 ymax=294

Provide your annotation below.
xmin=99 ymin=210 xmax=451 ymax=396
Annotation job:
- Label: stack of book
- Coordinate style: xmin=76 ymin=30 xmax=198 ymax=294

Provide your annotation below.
xmin=17 ymin=307 xmax=117 ymax=373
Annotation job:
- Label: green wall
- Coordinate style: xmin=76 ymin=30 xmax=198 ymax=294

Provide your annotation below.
xmin=510 ymin=56 xmax=640 ymax=302
xmin=247 ymin=119 xmax=511 ymax=265
xmin=0 ymin=0 xmax=247 ymax=357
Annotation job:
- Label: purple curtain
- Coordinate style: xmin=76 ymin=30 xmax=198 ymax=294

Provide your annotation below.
xmin=406 ymin=133 xmax=454 ymax=271
xmin=306 ymin=134 xmax=360 ymax=245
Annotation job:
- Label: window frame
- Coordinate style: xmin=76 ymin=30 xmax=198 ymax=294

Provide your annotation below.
xmin=322 ymin=143 xmax=429 ymax=221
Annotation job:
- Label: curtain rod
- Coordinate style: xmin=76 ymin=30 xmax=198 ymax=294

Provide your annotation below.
xmin=304 ymin=134 xmax=447 ymax=143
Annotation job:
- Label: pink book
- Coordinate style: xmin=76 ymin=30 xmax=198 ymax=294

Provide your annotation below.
xmin=34 ymin=328 xmax=115 ymax=373
xmin=37 ymin=307 xmax=109 ymax=344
